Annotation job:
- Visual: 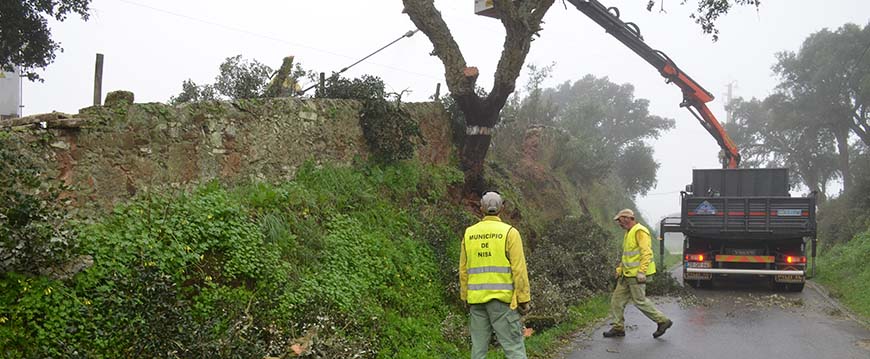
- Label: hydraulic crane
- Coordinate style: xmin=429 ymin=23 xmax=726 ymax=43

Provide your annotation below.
xmin=566 ymin=0 xmax=741 ymax=169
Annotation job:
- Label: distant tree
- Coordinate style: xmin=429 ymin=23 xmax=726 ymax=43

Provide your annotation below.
xmin=773 ymin=23 xmax=870 ymax=191
xmin=726 ymin=96 xmax=839 ymax=200
xmin=497 ymin=70 xmax=671 ymax=195
xmin=169 ymin=55 xmax=313 ymax=104
xmin=549 ymin=76 xmax=672 ymax=195
xmin=168 ymin=80 xmax=217 ymax=105
xmin=615 ymin=142 xmax=659 ymax=197
xmin=549 ymin=75 xmax=674 ymax=153
xmin=212 ymin=55 xmax=273 ymax=100
xmin=0 ymin=0 xmax=91 ymax=81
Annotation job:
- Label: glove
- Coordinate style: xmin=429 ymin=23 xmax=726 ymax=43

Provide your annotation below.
xmin=615 ymin=267 xmax=622 ymax=279
xmin=636 ymin=272 xmax=647 ymax=284
xmin=518 ymin=302 xmax=531 ymax=316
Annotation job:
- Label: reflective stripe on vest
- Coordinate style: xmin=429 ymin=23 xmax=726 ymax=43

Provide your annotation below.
xmin=465 ymin=219 xmax=514 ymax=304
xmin=468 ymin=266 xmax=512 ymax=274
xmin=622 ymin=223 xmax=657 ymax=277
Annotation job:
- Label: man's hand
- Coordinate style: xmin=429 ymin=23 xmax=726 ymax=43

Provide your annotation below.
xmin=463 ymin=301 xmax=470 ymax=311
xmin=636 ymin=272 xmax=647 ymax=284
xmin=518 ymin=302 xmax=531 ymax=316
xmin=615 ymin=267 xmax=622 ymax=279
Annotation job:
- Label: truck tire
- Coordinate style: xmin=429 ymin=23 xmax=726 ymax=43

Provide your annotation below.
xmin=787 ymin=283 xmax=805 ymax=292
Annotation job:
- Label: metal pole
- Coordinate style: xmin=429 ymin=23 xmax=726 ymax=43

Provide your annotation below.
xmin=94 ymin=53 xmax=104 ymax=106
xmin=18 ymin=67 xmax=23 ymax=117
xmin=686 ymin=268 xmax=804 ymax=276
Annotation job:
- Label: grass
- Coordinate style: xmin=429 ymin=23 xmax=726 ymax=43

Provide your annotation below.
xmin=815 ymin=230 xmax=870 ymax=319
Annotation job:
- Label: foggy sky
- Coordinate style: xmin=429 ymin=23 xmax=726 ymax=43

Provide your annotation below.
xmin=21 ymin=0 xmax=870 ymax=223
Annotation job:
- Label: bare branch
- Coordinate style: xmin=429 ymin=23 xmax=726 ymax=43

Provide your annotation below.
xmin=402 ymin=0 xmax=473 ymax=97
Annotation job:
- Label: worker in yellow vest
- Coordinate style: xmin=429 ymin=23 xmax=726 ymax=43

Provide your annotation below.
xmin=604 ymin=208 xmax=673 ymax=339
xmin=459 ymin=191 xmax=531 ymax=359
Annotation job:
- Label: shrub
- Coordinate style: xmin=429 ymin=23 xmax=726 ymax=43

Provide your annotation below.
xmin=317 ymin=74 xmax=422 ymax=163
xmin=0 ymin=131 xmax=77 ymax=275
xmin=527 ymin=215 xmax=612 ymax=326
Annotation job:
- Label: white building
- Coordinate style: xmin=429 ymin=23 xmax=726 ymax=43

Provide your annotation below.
xmin=0 ymin=67 xmax=21 ymax=119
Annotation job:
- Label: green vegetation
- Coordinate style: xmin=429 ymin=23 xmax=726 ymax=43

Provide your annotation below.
xmin=0 ymin=160 xmax=471 ymax=357
xmin=815 ymin=231 xmax=870 ymax=318
xmin=0 ymin=152 xmax=625 ymax=357
xmin=0 ymin=132 xmax=77 ymax=275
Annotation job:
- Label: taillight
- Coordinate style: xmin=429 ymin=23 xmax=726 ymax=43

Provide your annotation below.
xmin=686 ymin=254 xmax=705 ymax=262
xmin=786 ymin=256 xmax=807 ymax=264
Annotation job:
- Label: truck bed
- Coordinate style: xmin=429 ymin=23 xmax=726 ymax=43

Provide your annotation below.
xmin=681 ymin=195 xmax=816 ymax=240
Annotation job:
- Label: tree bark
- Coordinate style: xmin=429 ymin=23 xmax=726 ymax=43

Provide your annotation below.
xmin=851 ymin=111 xmax=870 ymax=146
xmin=832 ymin=125 xmax=851 ymax=192
xmin=403 ymin=0 xmax=555 ymax=194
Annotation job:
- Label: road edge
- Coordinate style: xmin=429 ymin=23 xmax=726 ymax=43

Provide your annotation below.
xmin=806 ymin=280 xmax=870 ymax=330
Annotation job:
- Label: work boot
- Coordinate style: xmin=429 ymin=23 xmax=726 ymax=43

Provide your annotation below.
xmin=652 ymin=319 xmax=673 ymax=338
xmin=602 ymin=328 xmax=625 ymax=337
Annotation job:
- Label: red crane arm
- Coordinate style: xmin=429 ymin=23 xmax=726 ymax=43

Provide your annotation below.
xmin=567 ymin=0 xmax=741 ymax=168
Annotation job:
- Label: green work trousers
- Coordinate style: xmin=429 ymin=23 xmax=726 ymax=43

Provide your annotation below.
xmin=469 ymin=299 xmax=527 ymax=359
xmin=610 ymin=276 xmax=669 ymax=330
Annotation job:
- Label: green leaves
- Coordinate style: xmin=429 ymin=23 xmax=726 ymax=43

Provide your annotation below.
xmin=0 ymin=0 xmax=92 ymax=81
xmin=317 ymin=74 xmax=423 ymax=163
xmin=0 ymin=131 xmax=77 ymax=275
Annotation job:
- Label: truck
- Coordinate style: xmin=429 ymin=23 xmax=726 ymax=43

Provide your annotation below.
xmin=563 ymin=0 xmax=818 ymax=291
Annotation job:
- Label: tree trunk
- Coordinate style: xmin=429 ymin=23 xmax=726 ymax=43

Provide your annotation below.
xmin=833 ymin=125 xmax=851 ymax=192
xmin=851 ymin=112 xmax=870 ymax=146
xmin=801 ymin=169 xmax=826 ymax=203
xmin=402 ymin=0 xmax=554 ymax=195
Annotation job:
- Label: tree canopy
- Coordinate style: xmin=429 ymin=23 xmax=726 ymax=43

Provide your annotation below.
xmin=0 ymin=0 xmax=91 ymax=81
xmin=496 ymin=68 xmax=674 ymax=198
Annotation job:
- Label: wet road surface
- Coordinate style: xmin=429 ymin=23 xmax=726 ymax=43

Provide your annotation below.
xmin=559 ymin=272 xmax=870 ymax=359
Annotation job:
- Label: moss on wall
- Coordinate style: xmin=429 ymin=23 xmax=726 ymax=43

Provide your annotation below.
xmin=2 ymin=98 xmax=452 ymax=212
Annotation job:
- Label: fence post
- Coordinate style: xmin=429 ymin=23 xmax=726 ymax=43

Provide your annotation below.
xmin=93 ymin=53 xmax=104 ymax=106
xmin=434 ymin=83 xmax=441 ymax=101
xmin=319 ymin=72 xmax=326 ymax=94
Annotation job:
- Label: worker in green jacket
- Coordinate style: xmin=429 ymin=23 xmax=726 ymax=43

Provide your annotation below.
xmin=459 ymin=191 xmax=531 ymax=359
xmin=604 ymin=208 xmax=673 ymax=339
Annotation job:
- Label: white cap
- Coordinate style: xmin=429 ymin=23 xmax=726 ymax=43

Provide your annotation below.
xmin=481 ymin=192 xmax=504 ymax=215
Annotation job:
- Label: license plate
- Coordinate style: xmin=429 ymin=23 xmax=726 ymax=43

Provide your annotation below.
xmin=777 ymin=209 xmax=802 ymax=216
xmin=775 ymin=274 xmax=804 ymax=283
xmin=687 ymin=262 xmax=711 ymax=268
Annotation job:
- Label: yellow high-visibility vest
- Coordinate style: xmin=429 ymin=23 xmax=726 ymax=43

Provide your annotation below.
xmin=622 ymin=223 xmax=656 ymax=277
xmin=464 ymin=220 xmax=515 ymax=304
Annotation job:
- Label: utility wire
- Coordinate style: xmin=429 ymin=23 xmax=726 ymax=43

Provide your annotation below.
xmin=111 ymin=0 xmax=439 ymax=80
xmin=301 ymin=29 xmax=419 ymax=95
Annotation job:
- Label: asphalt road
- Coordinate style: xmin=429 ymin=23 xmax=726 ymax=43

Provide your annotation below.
xmin=558 ymin=270 xmax=870 ymax=359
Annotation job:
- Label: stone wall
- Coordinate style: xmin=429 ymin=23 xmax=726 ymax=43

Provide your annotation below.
xmin=1 ymin=97 xmax=453 ymax=211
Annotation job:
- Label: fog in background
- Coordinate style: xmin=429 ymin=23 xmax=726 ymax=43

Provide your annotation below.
xmin=21 ymin=0 xmax=870 ymax=223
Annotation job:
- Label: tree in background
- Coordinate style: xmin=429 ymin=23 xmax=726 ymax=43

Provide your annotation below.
xmin=725 ymin=96 xmax=839 ymax=201
xmin=0 ymin=0 xmax=91 ymax=81
xmin=496 ymin=68 xmax=673 ymax=198
xmin=548 ymin=75 xmax=673 ymax=196
xmin=170 ymin=55 xmax=312 ymax=105
xmin=773 ymin=22 xmax=870 ymax=191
